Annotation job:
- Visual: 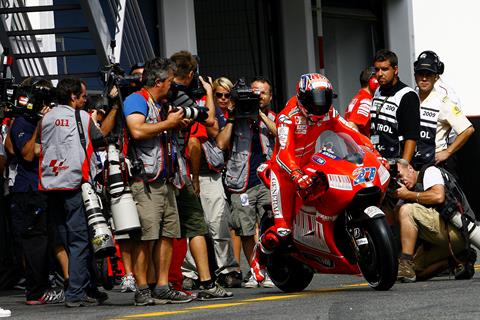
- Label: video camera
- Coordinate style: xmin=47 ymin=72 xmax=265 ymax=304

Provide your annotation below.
xmin=231 ymin=78 xmax=260 ymax=119
xmin=0 ymin=80 xmax=54 ymax=120
xmin=99 ymin=63 xmax=142 ymax=111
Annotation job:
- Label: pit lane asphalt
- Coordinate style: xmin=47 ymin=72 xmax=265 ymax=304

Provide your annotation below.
xmin=2 ymin=265 xmax=480 ymax=320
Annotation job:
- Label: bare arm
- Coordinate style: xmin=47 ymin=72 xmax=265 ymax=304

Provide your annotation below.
xmin=402 ymin=139 xmax=416 ymax=162
xmin=206 ymin=119 xmax=219 ymax=139
xmin=435 ymin=126 xmax=474 ymax=164
xmin=199 ymin=76 xmax=216 ymax=128
xmin=393 ymin=183 xmax=445 ymax=205
xmin=216 ymin=121 xmax=233 ymax=151
xmin=126 ymin=109 xmax=186 ymax=140
xmin=187 ymin=137 xmax=202 ymax=195
xmin=98 ymin=107 xmax=118 ymax=136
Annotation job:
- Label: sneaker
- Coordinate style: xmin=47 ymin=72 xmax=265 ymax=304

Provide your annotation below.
xmin=65 ymin=295 xmax=99 ymax=308
xmin=26 ymin=288 xmax=65 ymax=305
xmin=182 ymin=277 xmax=198 ymax=291
xmin=134 ymin=288 xmax=155 ymax=306
xmin=260 ymin=273 xmax=275 ymax=288
xmin=197 ymin=283 xmax=233 ymax=301
xmin=120 ymin=273 xmax=137 ymax=293
xmin=217 ymin=271 xmax=243 ymax=288
xmin=152 ymin=287 xmax=194 ymax=305
xmin=244 ymin=272 xmax=259 ymax=288
xmin=397 ymin=258 xmax=416 ymax=283
xmin=0 ymin=307 xmax=11 ymax=317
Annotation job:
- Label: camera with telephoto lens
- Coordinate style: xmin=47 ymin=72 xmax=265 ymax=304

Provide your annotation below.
xmin=231 ymin=78 xmax=260 ymax=119
xmin=166 ymin=83 xmax=209 ymax=122
xmin=81 ymin=183 xmax=116 ymax=258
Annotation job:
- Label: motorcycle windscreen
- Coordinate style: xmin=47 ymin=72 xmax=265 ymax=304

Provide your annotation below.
xmin=314 ymin=130 xmax=365 ymax=164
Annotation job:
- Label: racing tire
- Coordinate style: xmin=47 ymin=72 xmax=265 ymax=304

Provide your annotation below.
xmin=266 ymin=254 xmax=314 ymax=293
xmin=357 ymin=217 xmax=398 ymax=291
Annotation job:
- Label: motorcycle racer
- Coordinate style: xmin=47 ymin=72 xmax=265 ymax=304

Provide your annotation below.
xmin=251 ymin=73 xmax=380 ymax=281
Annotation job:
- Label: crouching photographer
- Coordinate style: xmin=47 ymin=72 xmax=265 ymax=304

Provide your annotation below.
xmin=392 ymin=158 xmax=478 ymax=283
xmin=36 ymin=78 xmax=112 ymax=307
xmin=6 ymin=77 xmax=66 ymax=305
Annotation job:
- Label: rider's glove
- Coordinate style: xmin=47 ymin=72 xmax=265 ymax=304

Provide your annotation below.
xmin=291 ymin=170 xmax=313 ymax=190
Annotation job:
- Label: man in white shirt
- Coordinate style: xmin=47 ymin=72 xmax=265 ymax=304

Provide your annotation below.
xmin=412 ymin=51 xmax=474 ymax=173
xmin=392 ymin=159 xmax=476 ymax=283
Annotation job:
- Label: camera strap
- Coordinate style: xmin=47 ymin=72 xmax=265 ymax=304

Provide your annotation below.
xmin=75 ymin=109 xmax=93 ymax=184
xmin=75 ymin=109 xmax=87 ymax=156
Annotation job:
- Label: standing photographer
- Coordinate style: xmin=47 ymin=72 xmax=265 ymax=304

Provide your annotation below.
xmin=216 ymin=77 xmax=277 ymax=288
xmin=123 ymin=57 xmax=193 ymax=306
xmin=36 ymin=77 xmax=110 ymax=307
xmin=8 ymin=77 xmax=65 ymax=305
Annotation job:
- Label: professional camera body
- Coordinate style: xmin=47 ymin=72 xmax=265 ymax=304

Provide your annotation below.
xmin=231 ymin=78 xmax=260 ymax=119
xmin=167 ymin=82 xmax=209 ymax=123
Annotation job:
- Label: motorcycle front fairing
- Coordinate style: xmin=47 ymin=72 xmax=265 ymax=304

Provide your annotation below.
xmin=291 ymin=131 xmax=390 ymax=273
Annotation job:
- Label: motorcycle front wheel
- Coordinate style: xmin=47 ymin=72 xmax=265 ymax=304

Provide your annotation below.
xmin=266 ymin=254 xmax=314 ymax=293
xmin=357 ymin=217 xmax=398 ymax=290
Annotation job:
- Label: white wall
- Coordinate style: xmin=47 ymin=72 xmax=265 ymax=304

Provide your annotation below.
xmin=280 ymin=0 xmax=316 ymax=97
xmin=160 ymin=0 xmax=197 ymax=57
xmin=385 ymin=0 xmax=415 ymax=87
xmin=412 ymin=0 xmax=480 ymax=116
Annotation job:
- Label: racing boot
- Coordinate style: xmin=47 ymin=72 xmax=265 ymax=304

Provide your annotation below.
xmin=250 ymin=225 xmax=292 ymax=282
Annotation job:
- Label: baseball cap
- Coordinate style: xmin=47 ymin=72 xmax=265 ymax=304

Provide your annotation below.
xmin=414 ymin=53 xmax=438 ymax=74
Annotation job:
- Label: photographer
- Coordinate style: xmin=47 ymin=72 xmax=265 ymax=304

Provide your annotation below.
xmin=122 ymin=57 xmax=193 ymax=306
xmin=7 ymin=77 xmax=65 ymax=305
xmin=168 ymin=51 xmax=233 ymax=299
xmin=392 ymin=159 xmax=476 ymax=282
xmin=216 ymin=77 xmax=277 ymax=288
xmin=36 ymin=77 xmax=109 ymax=307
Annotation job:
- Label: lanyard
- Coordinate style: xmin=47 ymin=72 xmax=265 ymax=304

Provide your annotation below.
xmin=372 ymin=95 xmax=389 ymax=136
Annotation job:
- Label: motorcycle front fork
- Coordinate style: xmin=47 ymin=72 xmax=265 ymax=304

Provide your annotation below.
xmin=345 ymin=213 xmax=370 ymax=260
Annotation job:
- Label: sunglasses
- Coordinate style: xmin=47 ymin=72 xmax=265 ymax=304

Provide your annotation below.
xmin=215 ymin=92 xmax=231 ymax=99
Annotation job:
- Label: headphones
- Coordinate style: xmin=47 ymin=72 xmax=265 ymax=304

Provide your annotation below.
xmin=414 ymin=51 xmax=444 ymax=74
xmin=364 ymin=67 xmax=379 ymax=91
xmin=368 ymin=76 xmax=379 ymax=92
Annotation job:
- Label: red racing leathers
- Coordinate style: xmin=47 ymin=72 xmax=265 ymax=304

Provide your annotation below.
xmin=269 ymin=96 xmax=376 ymax=233
xmin=251 ymin=96 xmax=377 ymax=282
xmin=344 ymin=88 xmax=373 ymax=137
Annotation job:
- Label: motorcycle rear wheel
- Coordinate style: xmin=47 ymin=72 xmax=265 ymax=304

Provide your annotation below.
xmin=266 ymin=254 xmax=314 ymax=293
xmin=357 ymin=217 xmax=398 ymax=290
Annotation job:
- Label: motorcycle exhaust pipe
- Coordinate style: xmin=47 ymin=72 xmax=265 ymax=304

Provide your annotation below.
xmin=107 ymin=144 xmax=141 ymax=234
xmin=81 ymin=183 xmax=116 ymax=258
xmin=450 ymin=213 xmax=480 ymax=250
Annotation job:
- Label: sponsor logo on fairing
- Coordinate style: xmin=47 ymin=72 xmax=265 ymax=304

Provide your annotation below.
xmin=327 ymin=174 xmax=352 ymax=190
xmin=352 ymin=167 xmax=376 ymax=186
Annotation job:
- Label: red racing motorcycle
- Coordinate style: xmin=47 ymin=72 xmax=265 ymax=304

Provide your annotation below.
xmin=258 ymin=130 xmax=398 ymax=292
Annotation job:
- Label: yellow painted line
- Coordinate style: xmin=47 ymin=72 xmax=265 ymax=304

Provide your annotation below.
xmin=242 ymin=294 xmax=304 ymax=302
xmin=342 ymin=282 xmax=370 ymax=288
xmin=124 ymin=310 xmax=190 ymax=318
xmin=186 ymin=302 xmax=248 ymax=310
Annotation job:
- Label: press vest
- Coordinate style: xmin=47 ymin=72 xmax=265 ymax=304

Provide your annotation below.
xmin=415 ymin=165 xmax=475 ymax=222
xmin=39 ymin=105 xmax=95 ymax=190
xmin=370 ymin=85 xmax=415 ymax=159
xmin=129 ymin=90 xmax=165 ymax=182
xmin=224 ymin=110 xmax=276 ymax=193
xmin=412 ymin=90 xmax=442 ymax=169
